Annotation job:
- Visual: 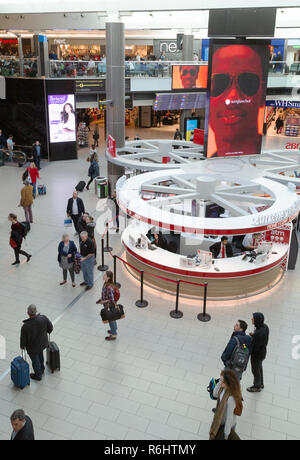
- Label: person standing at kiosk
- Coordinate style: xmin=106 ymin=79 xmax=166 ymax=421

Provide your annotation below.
xmin=242 ymin=233 xmax=262 ymax=251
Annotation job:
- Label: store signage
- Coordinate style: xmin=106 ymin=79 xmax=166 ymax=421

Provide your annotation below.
xmin=0 ymin=39 xmax=17 ymax=45
xmin=266 ymin=100 xmax=300 ymax=108
xmin=54 ymin=39 xmax=67 ymax=45
xmin=75 ymin=79 xmax=105 ymax=93
xmin=108 ymin=135 xmax=116 ymax=158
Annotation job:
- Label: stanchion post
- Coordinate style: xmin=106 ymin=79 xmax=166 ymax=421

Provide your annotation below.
xmin=97 ymin=238 xmax=108 ymax=272
xmin=113 ymin=255 xmax=121 ymax=289
xmin=104 ymin=223 xmax=113 ymax=253
xmin=135 ymin=270 xmax=148 ymax=308
xmin=170 ymin=281 xmax=183 ymax=319
xmin=197 ymin=283 xmax=211 ymax=322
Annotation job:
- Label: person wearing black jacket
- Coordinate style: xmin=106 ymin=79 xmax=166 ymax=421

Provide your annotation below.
xmin=221 ymin=320 xmax=252 ymax=378
xmin=31 ymin=141 xmax=41 ymax=171
xmin=20 ymin=305 xmax=53 ymax=381
xmin=10 ymin=410 xmax=34 ymax=441
xmin=247 ymin=312 xmax=269 ymax=393
xmin=66 ymin=191 xmax=85 ymax=236
xmin=210 ymin=236 xmax=233 ymax=259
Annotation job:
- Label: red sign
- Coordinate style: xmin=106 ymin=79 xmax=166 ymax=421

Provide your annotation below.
xmin=107 ymin=135 xmax=116 ymax=158
xmin=193 ymin=129 xmax=204 ymax=145
xmin=0 ymin=39 xmax=18 ymax=44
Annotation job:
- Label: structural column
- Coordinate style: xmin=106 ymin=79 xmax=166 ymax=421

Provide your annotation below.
xmin=180 ymin=33 xmax=195 ymax=135
xmin=106 ymin=21 xmax=125 ymax=192
xmin=33 ymin=34 xmax=49 ymax=77
xmin=17 ymin=36 xmax=24 ymax=77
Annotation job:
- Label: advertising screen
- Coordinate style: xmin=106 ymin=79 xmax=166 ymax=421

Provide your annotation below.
xmin=48 ymin=94 xmax=76 ymax=143
xmin=184 ymin=117 xmax=200 ymax=141
xmin=205 ymin=41 xmax=269 ymax=159
xmin=172 ymin=65 xmax=208 ymax=90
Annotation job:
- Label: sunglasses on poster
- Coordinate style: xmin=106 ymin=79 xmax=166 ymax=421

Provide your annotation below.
xmin=211 ymin=72 xmax=261 ymax=98
xmin=181 ymin=68 xmax=198 ymax=77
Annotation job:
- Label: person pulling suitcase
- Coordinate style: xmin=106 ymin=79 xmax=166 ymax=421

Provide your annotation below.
xmin=20 ymin=305 xmax=53 ymax=381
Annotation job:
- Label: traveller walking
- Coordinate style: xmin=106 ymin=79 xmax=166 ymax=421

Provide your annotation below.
xmin=58 ymin=234 xmax=77 ymax=287
xmin=96 ymin=270 xmax=119 ymax=341
xmin=79 ymin=231 xmax=95 ymax=291
xmin=247 ymin=313 xmax=269 ymax=393
xmin=209 ymin=369 xmax=243 ymax=441
xmin=86 ymin=154 xmax=99 ymax=190
xmin=10 ymin=410 xmax=35 ymax=441
xmin=8 ymin=213 xmax=31 ymax=266
xmin=92 ymin=125 xmax=100 ymax=147
xmin=221 ymin=320 xmax=252 ymax=379
xmin=31 ymin=140 xmax=42 ymax=170
xmin=20 ymin=304 xmax=53 ymax=381
xmin=66 ymin=191 xmax=85 ymax=236
xmin=19 ymin=180 xmax=33 ymax=223
xmin=109 ymin=190 xmax=120 ymax=233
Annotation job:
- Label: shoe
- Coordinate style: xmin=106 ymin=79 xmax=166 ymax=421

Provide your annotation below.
xmin=72 ymin=283 xmax=76 ymax=288
xmin=80 ymin=282 xmax=88 ymax=286
xmin=26 ymin=255 xmax=32 ymax=263
xmin=247 ymin=386 xmax=261 ymax=393
xmin=86 ymin=187 xmax=89 ymax=191
xmin=261 ymin=385 xmax=264 ymax=389
xmin=12 ymin=261 xmax=20 ymax=266
xmin=107 ymin=330 xmax=112 ymax=334
xmin=60 ymin=281 xmax=67 ymax=285
xmin=30 ymin=373 xmax=42 ymax=381
xmin=105 ymin=335 xmax=117 ymax=341
xmin=96 ymin=299 xmax=102 ymax=304
xmin=212 ymin=408 xmax=216 ymax=413
xmin=116 ymin=229 xmax=119 ymax=233
xmin=85 ymin=286 xmax=93 ymax=291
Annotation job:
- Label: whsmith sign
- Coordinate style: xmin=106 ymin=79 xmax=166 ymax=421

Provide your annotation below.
xmin=266 ymin=100 xmax=300 ymax=108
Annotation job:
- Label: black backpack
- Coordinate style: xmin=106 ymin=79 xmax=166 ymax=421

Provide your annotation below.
xmin=229 ymin=337 xmax=250 ymax=378
xmin=20 ymin=221 xmax=30 ymax=238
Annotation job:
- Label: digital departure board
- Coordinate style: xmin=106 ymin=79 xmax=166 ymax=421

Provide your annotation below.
xmin=154 ymin=93 xmax=206 ymax=111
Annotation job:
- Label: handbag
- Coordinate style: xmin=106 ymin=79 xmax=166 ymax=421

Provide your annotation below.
xmin=10 ymin=238 xmax=17 ymax=249
xmin=64 ymin=218 xmax=73 ymax=227
xmin=100 ymin=304 xmax=125 ymax=323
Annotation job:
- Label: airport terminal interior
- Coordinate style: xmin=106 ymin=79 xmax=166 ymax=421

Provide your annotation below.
xmin=0 ymin=0 xmax=300 ymax=443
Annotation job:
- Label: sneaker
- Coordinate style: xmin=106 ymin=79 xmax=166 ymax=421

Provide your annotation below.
xmin=60 ymin=281 xmax=67 ymax=285
xmin=212 ymin=408 xmax=216 ymax=413
xmin=107 ymin=330 xmax=112 ymax=334
xmin=30 ymin=373 xmax=42 ymax=381
xmin=247 ymin=386 xmax=261 ymax=393
xmin=85 ymin=285 xmax=93 ymax=291
xmin=260 ymin=385 xmax=264 ymax=389
xmin=80 ymin=282 xmax=88 ymax=286
xmin=105 ymin=335 xmax=117 ymax=341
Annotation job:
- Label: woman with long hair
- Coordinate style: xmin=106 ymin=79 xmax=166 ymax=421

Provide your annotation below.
xmin=209 ymin=369 xmax=243 ymax=440
xmin=61 ymin=103 xmax=75 ymax=132
xmin=8 ymin=213 xmax=32 ymax=266
xmin=96 ymin=270 xmax=118 ymax=341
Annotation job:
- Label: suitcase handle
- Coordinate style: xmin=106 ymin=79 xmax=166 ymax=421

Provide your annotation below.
xmin=21 ymin=349 xmax=27 ymax=362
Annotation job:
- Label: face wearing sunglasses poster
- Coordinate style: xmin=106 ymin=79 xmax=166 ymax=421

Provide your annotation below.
xmin=205 ymin=41 xmax=269 ymax=159
xmin=172 ymin=65 xmax=208 ymax=90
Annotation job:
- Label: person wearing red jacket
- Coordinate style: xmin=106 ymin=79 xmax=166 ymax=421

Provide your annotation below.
xmin=26 ymin=162 xmax=39 ymax=198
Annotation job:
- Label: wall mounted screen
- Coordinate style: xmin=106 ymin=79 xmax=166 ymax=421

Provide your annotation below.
xmin=48 ymin=94 xmax=76 ymax=143
xmin=154 ymin=93 xmax=206 ymax=111
xmin=172 ymin=65 xmax=208 ymax=90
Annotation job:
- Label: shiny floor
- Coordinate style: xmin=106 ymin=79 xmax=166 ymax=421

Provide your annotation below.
xmin=0 ymin=127 xmax=299 ymax=440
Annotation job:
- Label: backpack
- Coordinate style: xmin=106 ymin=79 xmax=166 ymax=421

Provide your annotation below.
xmin=20 ymin=221 xmax=30 ymax=238
xmin=229 ymin=337 xmax=250 ymax=378
xmin=113 ymin=286 xmax=120 ymax=303
xmin=207 ymin=378 xmax=220 ymax=400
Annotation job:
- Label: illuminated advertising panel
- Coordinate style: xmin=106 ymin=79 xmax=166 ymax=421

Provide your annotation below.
xmin=205 ymin=40 xmax=269 ymax=158
xmin=48 ymin=94 xmax=76 ymax=143
xmin=172 ymin=65 xmax=208 ymax=90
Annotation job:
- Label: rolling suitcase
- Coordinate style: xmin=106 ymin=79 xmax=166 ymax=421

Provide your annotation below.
xmin=38 ymin=184 xmax=47 ymax=195
xmin=75 ymin=181 xmax=86 ymax=192
xmin=46 ymin=339 xmax=60 ymax=374
xmin=11 ymin=352 xmax=30 ymax=389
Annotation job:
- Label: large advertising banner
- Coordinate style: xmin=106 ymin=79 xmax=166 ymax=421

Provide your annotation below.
xmin=205 ymin=40 xmax=269 ymax=158
xmin=48 ymin=94 xmax=76 ymax=143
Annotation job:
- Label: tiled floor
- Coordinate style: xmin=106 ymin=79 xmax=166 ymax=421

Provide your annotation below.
xmin=0 ymin=128 xmax=300 ymax=440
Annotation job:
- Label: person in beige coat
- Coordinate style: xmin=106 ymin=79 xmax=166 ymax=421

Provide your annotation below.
xmin=20 ymin=180 xmax=33 ymax=223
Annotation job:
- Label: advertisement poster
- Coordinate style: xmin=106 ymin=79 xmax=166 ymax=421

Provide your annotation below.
xmin=205 ymin=41 xmax=269 ymax=158
xmin=172 ymin=65 xmax=208 ymax=90
xmin=48 ymin=94 xmax=76 ymax=143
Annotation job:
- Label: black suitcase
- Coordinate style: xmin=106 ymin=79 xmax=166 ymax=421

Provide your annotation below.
xmin=75 ymin=181 xmax=86 ymax=192
xmin=46 ymin=341 xmax=60 ymax=373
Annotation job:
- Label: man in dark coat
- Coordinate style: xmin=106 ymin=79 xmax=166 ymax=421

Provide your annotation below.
xmin=10 ymin=410 xmax=34 ymax=441
xmin=20 ymin=305 xmax=53 ymax=381
xmin=66 ymin=191 xmax=85 ymax=236
xmin=247 ymin=312 xmax=269 ymax=392
xmin=221 ymin=320 xmax=252 ymax=379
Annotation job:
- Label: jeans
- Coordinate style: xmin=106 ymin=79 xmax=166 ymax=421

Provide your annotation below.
xmin=109 ymin=321 xmax=118 ymax=336
xmin=23 ymin=205 xmax=33 ymax=223
xmin=32 ymin=182 xmax=36 ymax=197
xmin=29 ymin=351 xmax=45 ymax=378
xmin=251 ymin=356 xmax=264 ymax=388
xmin=81 ymin=256 xmax=95 ymax=287
xmin=36 ymin=156 xmax=41 ymax=170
